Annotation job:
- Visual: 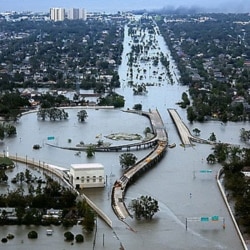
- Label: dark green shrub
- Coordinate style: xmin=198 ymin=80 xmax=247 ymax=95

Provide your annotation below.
xmin=7 ymin=234 xmax=14 ymax=239
xmin=28 ymin=231 xmax=38 ymax=239
xmin=75 ymin=234 xmax=84 ymax=243
xmin=1 ymin=238 xmax=7 ymax=243
xmin=64 ymin=231 xmax=74 ymax=241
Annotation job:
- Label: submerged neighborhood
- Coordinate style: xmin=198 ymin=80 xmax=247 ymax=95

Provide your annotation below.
xmin=0 ymin=7 xmax=250 ymax=249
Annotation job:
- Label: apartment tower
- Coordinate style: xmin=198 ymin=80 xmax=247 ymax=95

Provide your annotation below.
xmin=50 ymin=8 xmax=65 ymax=21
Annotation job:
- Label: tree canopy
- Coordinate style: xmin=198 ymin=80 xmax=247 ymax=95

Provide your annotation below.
xmin=77 ymin=110 xmax=88 ymax=122
xmin=37 ymin=108 xmax=68 ymax=121
xmin=119 ymin=153 xmax=137 ymax=169
xmin=129 ymin=195 xmax=159 ymax=220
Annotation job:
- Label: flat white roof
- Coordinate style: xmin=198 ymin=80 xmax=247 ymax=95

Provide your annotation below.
xmin=71 ymin=163 xmax=104 ymax=170
xmin=243 ymin=171 xmax=250 ymax=177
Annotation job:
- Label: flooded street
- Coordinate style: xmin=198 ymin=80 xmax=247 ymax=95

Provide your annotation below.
xmin=1 ymin=18 xmax=249 ymax=249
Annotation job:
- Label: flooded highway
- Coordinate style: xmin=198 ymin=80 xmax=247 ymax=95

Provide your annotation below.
xmin=1 ymin=16 xmax=249 ymax=249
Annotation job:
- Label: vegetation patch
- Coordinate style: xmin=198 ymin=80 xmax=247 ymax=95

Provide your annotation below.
xmin=1 ymin=238 xmax=8 ymax=243
xmin=129 ymin=195 xmax=159 ymax=220
xmin=28 ymin=231 xmax=38 ymax=239
xmin=0 ymin=157 xmax=15 ymax=168
xmin=64 ymin=231 xmax=74 ymax=241
xmin=105 ymin=133 xmax=142 ymax=141
xmin=75 ymin=234 xmax=84 ymax=243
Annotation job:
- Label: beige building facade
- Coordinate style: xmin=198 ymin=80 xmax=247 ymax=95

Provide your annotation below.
xmin=70 ymin=163 xmax=105 ymax=189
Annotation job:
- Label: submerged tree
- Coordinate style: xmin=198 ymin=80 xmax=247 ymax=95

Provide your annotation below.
xmin=208 ymin=132 xmax=216 ymax=142
xmin=0 ymin=169 xmax=8 ymax=182
xmin=240 ymin=128 xmax=250 ymax=142
xmin=77 ymin=110 xmax=88 ymax=122
xmin=86 ymin=145 xmax=95 ymax=158
xmin=192 ymin=128 xmax=201 ymax=136
xmin=77 ymin=199 xmax=96 ymax=232
xmin=119 ymin=153 xmax=137 ymax=169
xmin=37 ymin=108 xmax=68 ymax=121
xmin=206 ymin=153 xmax=216 ymax=164
xmin=129 ymin=195 xmax=159 ymax=220
xmin=0 ymin=123 xmax=17 ymax=140
xmin=82 ymin=205 xmax=96 ymax=233
xmin=64 ymin=231 xmax=74 ymax=241
xmin=133 ymin=103 xmax=142 ymax=110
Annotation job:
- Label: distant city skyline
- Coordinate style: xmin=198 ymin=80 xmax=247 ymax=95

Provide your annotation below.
xmin=0 ymin=0 xmax=250 ymax=13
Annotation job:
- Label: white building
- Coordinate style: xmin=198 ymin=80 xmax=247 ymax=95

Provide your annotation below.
xmin=68 ymin=8 xmax=79 ymax=20
xmin=50 ymin=8 xmax=65 ymax=21
xmin=79 ymin=8 xmax=87 ymax=21
xmin=70 ymin=163 xmax=105 ymax=189
xmin=68 ymin=8 xmax=87 ymax=20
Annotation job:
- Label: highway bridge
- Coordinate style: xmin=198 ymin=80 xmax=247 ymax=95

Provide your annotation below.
xmin=168 ymin=108 xmax=214 ymax=146
xmin=111 ymin=109 xmax=168 ymax=220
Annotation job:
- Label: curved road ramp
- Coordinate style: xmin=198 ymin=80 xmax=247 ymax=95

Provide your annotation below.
xmin=111 ymin=109 xmax=168 ymax=220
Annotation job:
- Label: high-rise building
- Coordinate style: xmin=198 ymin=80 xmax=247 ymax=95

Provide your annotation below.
xmin=50 ymin=7 xmax=86 ymax=21
xmin=68 ymin=8 xmax=79 ymax=20
xmin=68 ymin=8 xmax=87 ymax=20
xmin=79 ymin=8 xmax=87 ymax=21
xmin=50 ymin=8 xmax=65 ymax=21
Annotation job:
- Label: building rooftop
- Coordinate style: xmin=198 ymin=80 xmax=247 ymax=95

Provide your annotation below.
xmin=71 ymin=163 xmax=104 ymax=170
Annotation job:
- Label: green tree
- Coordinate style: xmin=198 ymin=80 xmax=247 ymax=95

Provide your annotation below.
xmin=0 ymin=209 xmax=8 ymax=224
xmin=208 ymin=132 xmax=216 ymax=142
xmin=28 ymin=231 xmax=38 ymax=239
xmin=144 ymin=127 xmax=152 ymax=135
xmin=180 ymin=92 xmax=190 ymax=108
xmin=77 ymin=110 xmax=88 ymax=122
xmin=192 ymin=128 xmax=201 ymax=136
xmin=76 ymin=200 xmax=88 ymax=217
xmin=86 ymin=145 xmax=95 ymax=158
xmin=7 ymin=189 xmax=26 ymax=207
xmin=0 ymin=170 xmax=8 ymax=182
xmin=0 ymin=156 xmax=14 ymax=167
xmin=0 ymin=125 xmax=5 ymax=140
xmin=59 ymin=190 xmax=77 ymax=208
xmin=75 ymin=234 xmax=84 ymax=243
xmin=187 ymin=106 xmax=197 ymax=122
xmin=240 ymin=128 xmax=250 ymax=142
xmin=98 ymin=92 xmax=125 ymax=108
xmin=64 ymin=231 xmax=74 ymax=241
xmin=213 ymin=143 xmax=228 ymax=163
xmin=23 ymin=209 xmax=41 ymax=225
xmin=4 ymin=124 xmax=16 ymax=137
xmin=15 ymin=172 xmax=25 ymax=185
xmin=25 ymin=169 xmax=32 ymax=182
xmin=133 ymin=103 xmax=142 ymax=110
xmin=119 ymin=153 xmax=137 ymax=169
xmin=16 ymin=207 xmax=25 ymax=224
xmin=129 ymin=195 xmax=159 ymax=220
xmin=37 ymin=108 xmax=68 ymax=121
xmin=206 ymin=154 xmax=216 ymax=164
xmin=82 ymin=206 xmax=95 ymax=232
xmin=133 ymin=84 xmax=147 ymax=95
xmin=37 ymin=108 xmax=46 ymax=120
xmin=229 ymin=146 xmax=242 ymax=164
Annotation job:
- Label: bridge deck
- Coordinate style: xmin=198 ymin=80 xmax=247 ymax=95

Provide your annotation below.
xmin=168 ymin=108 xmax=193 ymax=145
xmin=111 ymin=109 xmax=168 ymax=220
xmin=168 ymin=109 xmax=214 ymax=146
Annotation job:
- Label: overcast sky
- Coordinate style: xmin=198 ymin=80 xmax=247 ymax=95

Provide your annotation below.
xmin=0 ymin=0 xmax=250 ymax=13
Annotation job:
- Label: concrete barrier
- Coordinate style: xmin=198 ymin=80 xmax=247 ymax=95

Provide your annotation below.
xmin=217 ymin=168 xmax=248 ymax=250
